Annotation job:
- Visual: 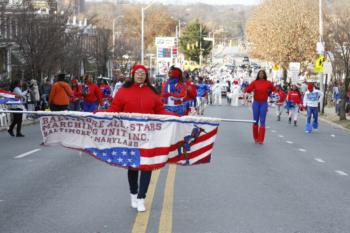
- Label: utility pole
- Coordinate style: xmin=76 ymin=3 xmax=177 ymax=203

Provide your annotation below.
xmin=141 ymin=0 xmax=156 ymax=65
xmin=318 ymin=0 xmax=325 ymax=113
xmin=199 ymin=24 xmax=202 ymax=67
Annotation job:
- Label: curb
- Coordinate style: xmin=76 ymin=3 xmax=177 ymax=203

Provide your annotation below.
xmin=300 ymin=112 xmax=350 ymax=133
xmin=318 ymin=115 xmax=350 ymax=133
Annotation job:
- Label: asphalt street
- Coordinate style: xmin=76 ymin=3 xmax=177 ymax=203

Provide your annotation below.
xmin=0 ymin=102 xmax=349 ymax=233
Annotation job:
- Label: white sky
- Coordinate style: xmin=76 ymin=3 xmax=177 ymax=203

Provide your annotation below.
xmin=137 ymin=0 xmax=260 ymax=5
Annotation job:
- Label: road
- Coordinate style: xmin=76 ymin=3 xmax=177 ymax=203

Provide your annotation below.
xmin=0 ymin=103 xmax=349 ymax=233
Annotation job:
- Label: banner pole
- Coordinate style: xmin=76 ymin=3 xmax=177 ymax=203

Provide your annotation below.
xmin=0 ymin=110 xmax=255 ymax=123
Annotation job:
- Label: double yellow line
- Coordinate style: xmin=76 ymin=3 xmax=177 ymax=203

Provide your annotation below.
xmin=131 ymin=165 xmax=177 ymax=233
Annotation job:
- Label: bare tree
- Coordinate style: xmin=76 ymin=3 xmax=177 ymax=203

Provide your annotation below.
xmin=327 ymin=1 xmax=350 ymax=120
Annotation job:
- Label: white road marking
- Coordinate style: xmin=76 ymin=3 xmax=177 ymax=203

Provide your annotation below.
xmin=271 ymin=130 xmax=277 ymax=133
xmin=331 ymin=134 xmax=336 ymax=138
xmin=335 ymin=170 xmax=348 ymax=176
xmin=0 ymin=200 xmax=4 ymax=202
xmin=278 ymin=135 xmax=284 ymax=138
xmin=286 ymin=141 xmax=294 ymax=144
xmin=314 ymin=158 xmax=325 ymax=163
xmin=299 ymin=148 xmax=307 ymax=152
xmin=14 ymin=149 xmax=41 ymax=159
xmin=266 ymin=126 xmax=271 ymax=129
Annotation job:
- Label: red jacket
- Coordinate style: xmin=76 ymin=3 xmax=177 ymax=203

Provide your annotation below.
xmin=276 ymin=89 xmax=287 ymax=104
xmin=244 ymin=79 xmax=276 ymax=102
xmin=82 ymin=83 xmax=103 ymax=104
xmin=287 ymin=90 xmax=302 ymax=105
xmin=184 ymin=81 xmax=197 ymax=101
xmin=70 ymin=85 xmax=82 ymax=102
xmin=106 ymin=83 xmax=169 ymax=114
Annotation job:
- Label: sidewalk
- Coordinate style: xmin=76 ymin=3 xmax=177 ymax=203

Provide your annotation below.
xmin=318 ymin=106 xmax=350 ymax=132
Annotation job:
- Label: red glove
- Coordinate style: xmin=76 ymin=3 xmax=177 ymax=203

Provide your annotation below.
xmin=162 ymin=93 xmax=171 ymax=98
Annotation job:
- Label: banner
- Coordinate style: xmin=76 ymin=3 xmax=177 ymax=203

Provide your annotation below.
xmin=0 ymin=89 xmax=22 ymax=105
xmin=40 ymin=112 xmax=220 ymax=170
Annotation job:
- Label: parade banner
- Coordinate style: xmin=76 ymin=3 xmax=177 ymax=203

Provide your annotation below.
xmin=0 ymin=89 xmax=22 ymax=105
xmin=39 ymin=112 xmax=220 ymax=170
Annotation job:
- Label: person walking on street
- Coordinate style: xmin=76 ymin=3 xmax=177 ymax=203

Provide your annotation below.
xmin=275 ymin=85 xmax=286 ymax=121
xmin=81 ymin=75 xmax=103 ymax=112
xmin=103 ymin=64 xmax=173 ymax=212
xmin=303 ymin=83 xmax=324 ymax=133
xmin=48 ymin=73 xmax=73 ymax=111
xmin=161 ymin=66 xmax=187 ymax=116
xmin=286 ymin=84 xmax=303 ymax=126
xmin=8 ymin=80 xmax=27 ymax=137
xmin=244 ymin=70 xmax=276 ymax=144
xmin=69 ymin=79 xmax=82 ymax=111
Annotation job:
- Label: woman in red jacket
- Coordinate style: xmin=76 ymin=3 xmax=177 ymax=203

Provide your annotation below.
xmin=81 ymin=75 xmax=103 ymax=112
xmin=287 ymin=84 xmax=303 ymax=126
xmin=105 ymin=64 xmax=169 ymax=212
xmin=244 ymin=70 xmax=276 ymax=144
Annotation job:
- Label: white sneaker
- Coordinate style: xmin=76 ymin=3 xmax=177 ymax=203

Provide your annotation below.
xmin=130 ymin=194 xmax=138 ymax=209
xmin=137 ymin=198 xmax=146 ymax=212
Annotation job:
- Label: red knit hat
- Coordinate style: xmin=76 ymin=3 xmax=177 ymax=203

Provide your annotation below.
xmin=307 ymin=83 xmax=314 ymax=91
xmin=131 ymin=64 xmax=148 ymax=75
xmin=169 ymin=69 xmax=181 ymax=78
xmin=233 ymin=80 xmax=239 ymax=85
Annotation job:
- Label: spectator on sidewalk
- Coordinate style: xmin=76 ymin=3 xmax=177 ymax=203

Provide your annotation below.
xmin=48 ymin=73 xmax=73 ymax=111
xmin=40 ymin=78 xmax=51 ymax=110
xmin=332 ymin=82 xmax=341 ymax=116
xmin=8 ymin=79 xmax=27 ymax=137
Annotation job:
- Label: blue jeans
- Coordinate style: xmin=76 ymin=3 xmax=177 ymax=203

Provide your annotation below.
xmin=305 ymin=106 xmax=318 ymax=132
xmin=83 ymin=102 xmax=98 ymax=112
xmin=252 ymin=101 xmax=268 ymax=126
xmin=69 ymin=100 xmax=81 ymax=111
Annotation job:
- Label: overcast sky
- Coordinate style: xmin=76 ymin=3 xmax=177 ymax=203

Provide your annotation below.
xmin=136 ymin=0 xmax=260 ymax=5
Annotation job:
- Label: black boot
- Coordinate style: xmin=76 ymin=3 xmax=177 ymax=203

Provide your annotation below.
xmin=277 ymin=115 xmax=281 ymax=121
xmin=288 ymin=117 xmax=291 ymax=124
xmin=8 ymin=129 xmax=15 ymax=137
xmin=294 ymin=120 xmax=297 ymax=127
xmin=16 ymin=133 xmax=25 ymax=137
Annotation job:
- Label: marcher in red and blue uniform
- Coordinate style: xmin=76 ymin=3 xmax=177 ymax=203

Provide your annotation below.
xmin=81 ymin=75 xmax=103 ymax=112
xmin=196 ymin=77 xmax=211 ymax=115
xmin=183 ymin=72 xmax=197 ymax=115
xmin=274 ymin=85 xmax=287 ymax=121
xmin=161 ymin=66 xmax=187 ymax=116
xmin=286 ymin=84 xmax=303 ymax=126
xmin=99 ymin=79 xmax=113 ymax=110
xmin=244 ymin=70 xmax=276 ymax=144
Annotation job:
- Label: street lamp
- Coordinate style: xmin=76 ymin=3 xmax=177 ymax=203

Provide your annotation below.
xmin=141 ymin=0 xmax=157 ymax=65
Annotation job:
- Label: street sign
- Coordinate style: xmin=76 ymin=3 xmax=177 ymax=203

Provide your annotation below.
xmin=155 ymin=37 xmax=177 ymax=47
xmin=288 ymin=62 xmax=301 ymax=84
xmin=314 ymin=55 xmax=325 ymax=73
xmin=272 ymin=64 xmax=280 ymax=71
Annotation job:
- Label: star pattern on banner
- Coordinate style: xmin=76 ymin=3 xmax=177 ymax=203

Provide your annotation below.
xmin=85 ymin=147 xmax=141 ymax=168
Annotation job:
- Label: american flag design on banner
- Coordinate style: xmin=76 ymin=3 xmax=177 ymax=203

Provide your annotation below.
xmin=0 ymin=89 xmax=22 ymax=105
xmin=39 ymin=112 xmax=220 ymax=170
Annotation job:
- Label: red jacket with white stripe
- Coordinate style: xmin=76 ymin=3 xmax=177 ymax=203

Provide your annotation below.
xmin=287 ymin=90 xmax=302 ymax=105
xmin=106 ymin=83 xmax=169 ymax=114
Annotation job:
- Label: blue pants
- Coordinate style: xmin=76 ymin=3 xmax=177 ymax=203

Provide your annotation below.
xmin=165 ymin=105 xmax=185 ymax=116
xmin=252 ymin=101 xmax=268 ymax=126
xmin=83 ymin=102 xmax=98 ymax=112
xmin=305 ymin=106 xmax=318 ymax=132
